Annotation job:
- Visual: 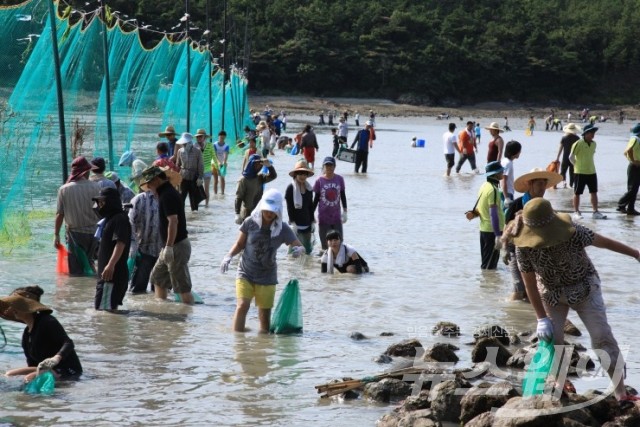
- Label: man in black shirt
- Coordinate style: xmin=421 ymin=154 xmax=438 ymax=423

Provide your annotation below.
xmin=92 ymin=187 xmax=131 ymax=311
xmin=141 ymin=166 xmax=194 ymax=304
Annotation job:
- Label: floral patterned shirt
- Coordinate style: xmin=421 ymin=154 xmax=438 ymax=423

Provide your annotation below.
xmin=516 ymin=224 xmax=599 ymax=306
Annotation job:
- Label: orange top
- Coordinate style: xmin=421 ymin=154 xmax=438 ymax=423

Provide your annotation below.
xmin=458 ymin=130 xmax=475 ymax=153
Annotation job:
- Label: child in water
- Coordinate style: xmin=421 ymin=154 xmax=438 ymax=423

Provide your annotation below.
xmin=321 ymin=230 xmax=369 ymax=274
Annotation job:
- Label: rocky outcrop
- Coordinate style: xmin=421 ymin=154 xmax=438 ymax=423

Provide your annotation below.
xmin=471 ymin=337 xmax=513 ymax=366
xmin=385 ymin=338 xmax=423 ymax=357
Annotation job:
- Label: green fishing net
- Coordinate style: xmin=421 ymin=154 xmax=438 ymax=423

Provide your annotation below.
xmin=270 ymin=279 xmax=303 ymax=334
xmin=0 ymin=0 xmax=252 ymax=250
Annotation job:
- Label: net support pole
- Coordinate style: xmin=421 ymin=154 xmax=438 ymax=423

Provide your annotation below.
xmin=185 ymin=0 xmax=191 ymax=132
xmin=100 ymin=0 xmax=114 ymax=170
xmin=221 ymin=0 xmax=228 ymax=131
xmin=48 ymin=0 xmax=68 ymax=182
xmin=206 ymin=0 xmax=212 ymax=134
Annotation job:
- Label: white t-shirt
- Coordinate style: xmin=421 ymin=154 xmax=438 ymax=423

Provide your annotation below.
xmin=501 ymin=157 xmax=515 ymax=196
xmin=442 ymin=131 xmax=457 ymax=154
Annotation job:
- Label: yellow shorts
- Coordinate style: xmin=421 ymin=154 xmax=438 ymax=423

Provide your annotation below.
xmin=236 ymin=278 xmax=276 ymax=309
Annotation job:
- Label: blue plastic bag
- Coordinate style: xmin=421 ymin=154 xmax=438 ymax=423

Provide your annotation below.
xmin=24 ymin=371 xmax=55 ymax=395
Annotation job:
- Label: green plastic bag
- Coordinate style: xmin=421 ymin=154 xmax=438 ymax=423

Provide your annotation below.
xmin=269 ymin=279 xmax=303 ymax=334
xmin=69 ymin=242 xmax=94 ymax=276
xmin=24 ymin=371 xmax=55 ymax=395
xmin=522 ymin=340 xmax=555 ymax=396
xmin=174 ymin=291 xmax=204 ymax=304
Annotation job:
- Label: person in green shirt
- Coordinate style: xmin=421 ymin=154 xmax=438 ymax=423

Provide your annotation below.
xmin=476 ymin=161 xmax=505 ymax=269
xmin=569 ymin=123 xmax=606 ymax=220
xmin=617 ymin=123 xmax=640 ymax=215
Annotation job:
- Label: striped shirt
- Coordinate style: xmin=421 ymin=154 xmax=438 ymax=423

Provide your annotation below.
xmin=176 ymin=144 xmax=204 ymax=181
xmin=56 ymin=179 xmax=101 ymax=233
xmin=198 ymin=141 xmax=214 ymax=171
xmin=128 ymin=191 xmax=162 ymax=257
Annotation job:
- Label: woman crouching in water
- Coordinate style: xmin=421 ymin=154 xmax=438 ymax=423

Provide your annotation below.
xmin=2 ymin=286 xmax=82 ymax=382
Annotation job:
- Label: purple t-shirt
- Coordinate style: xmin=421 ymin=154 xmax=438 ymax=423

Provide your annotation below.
xmin=313 ymin=174 xmax=345 ymax=225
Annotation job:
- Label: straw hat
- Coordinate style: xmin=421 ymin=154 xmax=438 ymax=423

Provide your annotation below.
xmin=195 ymin=128 xmax=210 ymax=138
xmin=562 ymin=123 xmax=581 ymax=135
xmin=289 ymin=160 xmax=314 ymax=177
xmin=158 ymin=125 xmax=177 ymax=137
xmin=256 ymin=120 xmax=268 ymax=130
xmin=0 ymin=294 xmax=52 ymax=323
xmin=484 ymin=122 xmax=504 ymax=132
xmin=514 ymin=168 xmax=563 ymax=193
xmin=512 ymin=198 xmax=575 ymax=249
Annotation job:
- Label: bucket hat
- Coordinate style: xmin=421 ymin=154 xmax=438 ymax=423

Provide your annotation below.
xmin=485 ymin=160 xmax=504 ymax=177
xmin=175 ymin=132 xmax=193 ymax=145
xmin=67 ymin=156 xmax=98 ymax=183
xmin=631 ymin=123 xmax=640 ymax=136
xmin=581 ymin=123 xmax=598 ymax=136
xmin=512 ymin=198 xmax=575 ymax=249
xmin=0 ymin=294 xmax=52 ymax=323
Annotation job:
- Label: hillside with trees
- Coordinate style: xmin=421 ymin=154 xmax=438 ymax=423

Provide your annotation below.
xmin=3 ymin=0 xmax=640 ymax=105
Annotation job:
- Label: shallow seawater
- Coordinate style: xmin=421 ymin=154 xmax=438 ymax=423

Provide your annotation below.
xmin=1 ymin=114 xmax=639 ymax=425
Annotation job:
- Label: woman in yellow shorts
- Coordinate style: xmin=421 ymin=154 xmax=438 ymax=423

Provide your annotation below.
xmin=220 ymin=189 xmax=304 ymax=333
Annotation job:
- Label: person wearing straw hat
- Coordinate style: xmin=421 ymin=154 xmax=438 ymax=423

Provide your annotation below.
xmin=54 ymin=156 xmax=101 ymax=276
xmin=616 ymin=123 xmax=640 ymax=215
xmin=505 ymin=198 xmax=640 ymax=405
xmin=158 ymin=125 xmax=178 ymax=158
xmin=140 ymin=166 xmax=195 ymax=305
xmin=211 ymin=130 xmax=230 ymax=196
xmin=568 ymin=123 xmax=606 ymax=220
xmin=175 ymin=132 xmax=204 ymax=212
xmin=476 ymin=161 xmax=505 ymax=269
xmin=285 ymin=160 xmax=316 ymax=255
xmin=555 ymin=123 xmax=581 ymax=189
xmin=194 ymin=129 xmax=214 ymax=206
xmin=502 ymin=168 xmax=562 ymax=300
xmin=220 ymin=189 xmax=304 ymax=333
xmin=2 ymin=286 xmax=82 ymax=382
xmin=485 ymin=122 xmax=505 ymax=163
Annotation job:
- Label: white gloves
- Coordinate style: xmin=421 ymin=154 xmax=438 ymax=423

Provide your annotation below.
xmin=494 ymin=236 xmax=503 ymax=251
xmin=235 ymin=214 xmax=243 ymax=225
xmin=504 ymin=198 xmax=513 ymax=209
xmin=38 ymin=355 xmax=61 ymax=371
xmin=537 ymin=317 xmax=554 ymax=342
xmin=341 ymin=211 xmax=348 ymax=224
xmin=291 ymin=246 xmax=305 ymax=258
xmin=162 ymin=246 xmax=174 ymax=264
xmin=220 ymin=254 xmax=232 ymax=273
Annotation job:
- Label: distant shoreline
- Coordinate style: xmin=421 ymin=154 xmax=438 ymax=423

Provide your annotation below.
xmin=249 ymin=95 xmax=639 ymax=121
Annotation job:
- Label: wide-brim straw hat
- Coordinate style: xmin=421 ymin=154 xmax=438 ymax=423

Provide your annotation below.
xmin=289 ymin=160 xmax=314 ymax=177
xmin=195 ymin=128 xmax=210 ymax=138
xmin=256 ymin=120 xmax=268 ymax=130
xmin=0 ymin=294 xmax=52 ymax=323
xmin=514 ymin=168 xmax=563 ymax=193
xmin=158 ymin=125 xmax=177 ymax=137
xmin=563 ymin=123 xmax=581 ymax=135
xmin=484 ymin=122 xmax=504 ymax=132
xmin=512 ymin=198 xmax=575 ymax=249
